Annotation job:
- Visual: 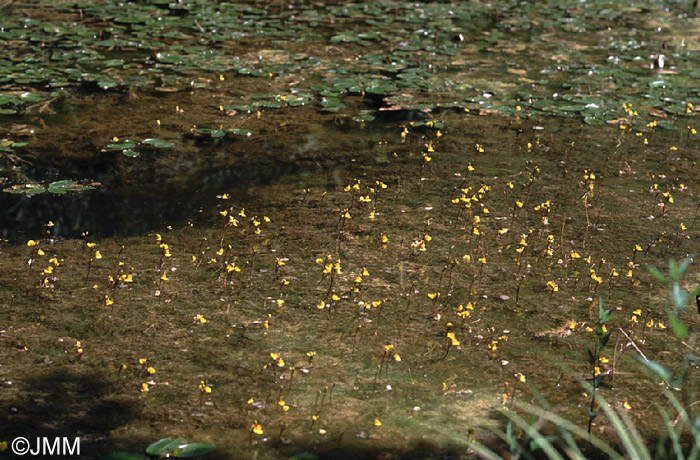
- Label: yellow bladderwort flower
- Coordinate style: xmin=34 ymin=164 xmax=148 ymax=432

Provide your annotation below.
xmin=446 ymin=332 xmax=459 ymax=346
xmin=251 ymin=423 xmax=263 ymax=435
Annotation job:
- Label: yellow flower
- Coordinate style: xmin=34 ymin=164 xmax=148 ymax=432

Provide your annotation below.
xmin=194 ymin=314 xmax=207 ymax=324
xmin=141 ymin=383 xmax=149 ymax=393
xmin=160 ymin=272 xmax=168 ymax=281
xmin=374 ymin=418 xmax=382 ymax=427
xmin=105 ymin=296 xmax=113 ymax=306
xmin=147 ymin=367 xmax=156 ymax=375
xmin=139 ymin=358 xmax=147 ymax=365
xmin=251 ymin=423 xmax=263 ymax=435
xmin=95 ymin=250 xmax=102 ymax=259
xmin=446 ymin=332 xmax=459 ymax=346
xmin=26 ymin=239 xmax=37 ymax=247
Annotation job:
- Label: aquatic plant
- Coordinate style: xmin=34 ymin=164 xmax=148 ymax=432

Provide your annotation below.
xmin=465 ymin=258 xmax=700 ymax=458
xmin=104 ymin=437 xmax=214 ymax=459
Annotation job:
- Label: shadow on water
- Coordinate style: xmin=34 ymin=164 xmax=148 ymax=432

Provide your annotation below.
xmin=0 ymin=127 xmax=343 ymax=242
xmin=0 ymin=102 xmax=402 ymax=242
xmin=0 ymin=368 xmax=140 ymax=459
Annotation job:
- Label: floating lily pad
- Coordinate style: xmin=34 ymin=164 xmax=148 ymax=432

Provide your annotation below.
xmin=48 ymin=180 xmax=95 ymax=194
xmin=4 ymin=184 xmax=46 ymax=195
xmin=226 ymin=128 xmax=252 ymax=136
xmin=145 ymin=438 xmax=214 ymax=458
xmin=141 ymin=138 xmax=175 ymax=148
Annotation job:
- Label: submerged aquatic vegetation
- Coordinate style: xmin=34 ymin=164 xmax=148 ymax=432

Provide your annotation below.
xmin=1 ymin=1 xmax=700 ymax=459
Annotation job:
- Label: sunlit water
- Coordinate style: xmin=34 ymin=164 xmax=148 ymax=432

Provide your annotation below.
xmin=1 ymin=1 xmax=699 ymax=459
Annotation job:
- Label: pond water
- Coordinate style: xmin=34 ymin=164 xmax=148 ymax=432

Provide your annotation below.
xmin=1 ymin=1 xmax=699 ymax=459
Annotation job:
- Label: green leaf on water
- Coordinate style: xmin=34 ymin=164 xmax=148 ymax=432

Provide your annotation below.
xmin=146 ymin=438 xmax=186 ymax=456
xmin=5 ymin=184 xmax=46 ymax=195
xmin=103 ymin=59 xmax=124 ymax=67
xmin=48 ymin=180 xmax=95 ymax=194
xmin=226 ymin=129 xmax=252 ymax=136
xmin=141 ymin=138 xmax=174 ymax=148
xmin=106 ymin=142 xmax=137 ymax=149
xmin=171 ymin=442 xmax=215 ymax=458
